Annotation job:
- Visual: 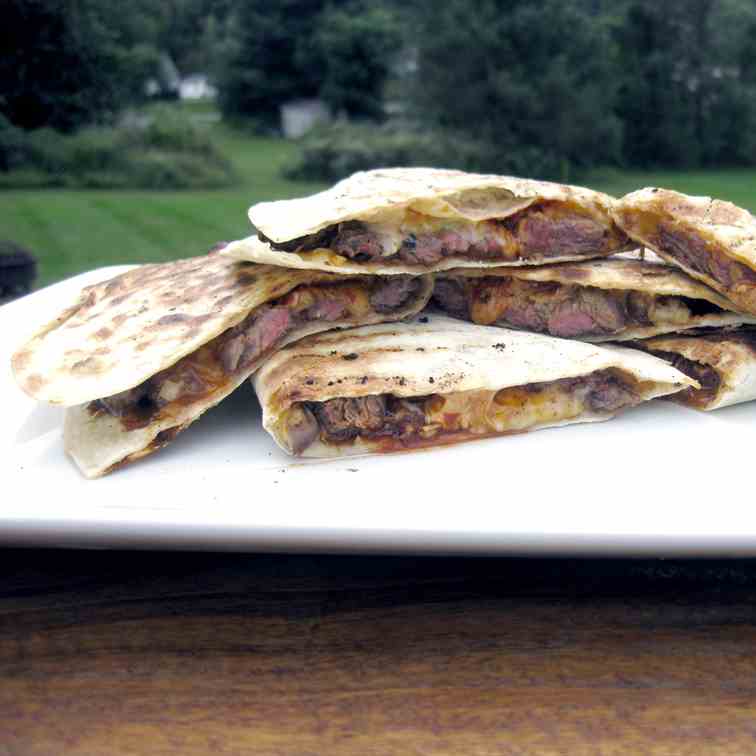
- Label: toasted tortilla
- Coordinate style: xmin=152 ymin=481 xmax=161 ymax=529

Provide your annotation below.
xmin=434 ymin=256 xmax=756 ymax=342
xmin=612 ymin=188 xmax=756 ymax=314
xmin=10 ymin=252 xmax=432 ymax=477
xmin=628 ymin=327 xmax=756 ymax=410
xmin=254 ymin=315 xmax=694 ymax=458
xmin=223 ymin=168 xmax=628 ymax=273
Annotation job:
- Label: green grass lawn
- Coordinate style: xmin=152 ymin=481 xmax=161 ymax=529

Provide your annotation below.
xmin=2 ymin=111 xmax=756 ymax=288
xmin=0 ymin=120 xmax=326 ymax=288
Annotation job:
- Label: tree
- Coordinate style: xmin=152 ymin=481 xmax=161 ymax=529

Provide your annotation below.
xmin=216 ymin=0 xmax=327 ymax=129
xmin=403 ymin=0 xmax=623 ymax=179
xmin=0 ymin=0 xmax=159 ymax=132
xmin=312 ymin=2 xmax=402 ymax=120
xmin=216 ymin=0 xmax=402 ymax=129
xmin=614 ymin=0 xmax=756 ymax=167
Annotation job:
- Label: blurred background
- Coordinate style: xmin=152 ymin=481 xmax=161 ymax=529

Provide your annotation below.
xmin=2 ymin=0 xmax=756 ymax=295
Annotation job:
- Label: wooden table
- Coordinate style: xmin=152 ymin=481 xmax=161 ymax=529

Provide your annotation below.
xmin=2 ymin=550 xmax=756 ymax=754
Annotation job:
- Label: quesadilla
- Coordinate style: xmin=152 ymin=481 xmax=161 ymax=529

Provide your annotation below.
xmin=628 ymin=327 xmax=756 ymax=410
xmin=11 ymin=252 xmax=432 ymax=476
xmin=253 ymin=315 xmax=694 ymax=458
xmin=222 ymin=168 xmax=629 ymax=274
xmin=612 ymin=188 xmax=756 ymax=314
xmin=432 ymin=256 xmax=756 ymax=342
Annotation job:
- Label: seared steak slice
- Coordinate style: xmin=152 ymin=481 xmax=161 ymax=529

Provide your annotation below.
xmin=312 ymin=396 xmax=388 ymax=441
xmin=657 ymin=225 xmax=756 ymax=288
xmin=432 ymin=278 xmax=470 ymax=319
xmin=310 ymin=395 xmax=426 ymax=445
xmin=369 ymin=276 xmax=420 ymax=313
xmin=515 ymin=210 xmax=607 ymax=258
xmin=219 ymin=306 xmax=292 ymax=374
xmin=584 ymin=370 xmax=639 ymax=413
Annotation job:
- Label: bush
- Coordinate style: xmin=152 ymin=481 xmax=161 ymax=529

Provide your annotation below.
xmin=0 ymin=109 xmax=236 ymax=189
xmin=283 ymin=121 xmax=568 ymax=183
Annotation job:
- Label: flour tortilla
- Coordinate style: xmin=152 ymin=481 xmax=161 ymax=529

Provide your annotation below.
xmin=438 ymin=256 xmax=756 ymax=342
xmin=628 ymin=327 xmax=756 ymax=410
xmin=9 ymin=252 xmax=432 ymax=477
xmin=254 ymin=315 xmax=694 ymax=457
xmin=612 ymin=188 xmax=756 ymax=313
xmin=223 ymin=167 xmax=627 ymax=274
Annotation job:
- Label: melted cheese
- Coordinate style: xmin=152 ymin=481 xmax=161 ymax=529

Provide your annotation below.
xmin=426 ymin=384 xmax=587 ymax=436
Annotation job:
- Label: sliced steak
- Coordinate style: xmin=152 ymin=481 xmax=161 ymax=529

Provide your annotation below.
xmin=219 ymin=306 xmax=292 ymax=374
xmin=547 ymin=305 xmax=599 ymax=338
xmin=332 ymin=222 xmax=386 ymax=261
xmin=656 ymin=224 xmax=756 ymax=287
xmin=646 ymin=349 xmax=721 ymax=409
xmin=369 ymin=276 xmax=420 ymax=313
xmin=152 ymin=362 xmax=208 ymax=408
xmin=432 ymin=278 xmax=470 ymax=319
xmin=312 ymin=395 xmax=388 ymax=441
xmin=584 ymin=370 xmax=639 ymax=413
xmin=398 ymin=233 xmax=445 ymax=265
xmin=310 ymin=394 xmax=426 ymax=443
xmin=516 ymin=211 xmax=607 ymax=258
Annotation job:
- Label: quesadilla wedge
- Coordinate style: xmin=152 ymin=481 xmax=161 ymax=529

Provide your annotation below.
xmin=627 ymin=327 xmax=756 ymax=410
xmin=222 ymin=168 xmax=629 ymax=274
xmin=253 ymin=315 xmax=695 ymax=458
xmin=612 ymin=188 xmax=756 ymax=314
xmin=432 ymin=256 xmax=756 ymax=342
xmin=11 ymin=253 xmax=432 ymax=477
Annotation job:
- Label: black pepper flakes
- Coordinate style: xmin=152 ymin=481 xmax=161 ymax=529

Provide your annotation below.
xmin=492 ymin=343 xmax=506 ymax=351
xmin=429 ymin=377 xmax=435 ymax=383
xmin=342 ymin=353 xmax=359 ymax=361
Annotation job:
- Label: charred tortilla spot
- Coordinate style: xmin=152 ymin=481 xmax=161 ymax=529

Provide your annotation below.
xmin=25 ymin=373 xmax=45 ymax=392
xmin=235 ymin=272 xmax=257 ymax=287
xmin=156 ymin=313 xmax=190 ymax=326
xmin=12 ymin=350 xmax=30 ymax=371
xmin=72 ymin=357 xmax=98 ymax=373
xmin=342 ymin=353 xmax=359 ymax=361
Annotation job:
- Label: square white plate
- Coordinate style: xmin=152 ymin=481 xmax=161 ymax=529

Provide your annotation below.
xmin=2 ymin=266 xmax=755 ymax=555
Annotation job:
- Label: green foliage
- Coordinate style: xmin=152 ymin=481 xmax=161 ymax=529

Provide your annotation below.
xmin=403 ymin=0 xmax=623 ymax=177
xmin=0 ymin=0 xmax=162 ymax=133
xmin=614 ymin=0 xmax=756 ymax=167
xmin=0 ymin=108 xmax=235 ymax=189
xmin=217 ymin=0 xmax=327 ymax=130
xmin=283 ymin=121 xmax=565 ymax=183
xmin=312 ymin=3 xmax=402 ymax=119
xmin=216 ymin=0 xmax=403 ymax=129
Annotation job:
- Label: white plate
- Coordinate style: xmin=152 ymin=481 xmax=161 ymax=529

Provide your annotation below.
xmin=2 ymin=267 xmax=755 ymax=556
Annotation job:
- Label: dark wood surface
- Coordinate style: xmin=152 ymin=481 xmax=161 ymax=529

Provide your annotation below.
xmin=3 ymin=550 xmax=756 ymax=755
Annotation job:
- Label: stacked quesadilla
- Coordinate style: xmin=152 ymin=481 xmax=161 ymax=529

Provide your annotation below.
xmin=627 ymin=327 xmax=756 ymax=411
xmin=431 ymin=257 xmax=756 ymax=342
xmin=12 ymin=252 xmax=432 ymax=477
xmin=223 ymin=167 xmax=630 ymax=273
xmin=10 ymin=169 xmax=756 ymax=477
xmin=253 ymin=316 xmax=694 ymax=457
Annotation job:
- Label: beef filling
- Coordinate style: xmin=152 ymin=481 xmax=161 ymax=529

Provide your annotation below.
xmin=293 ymin=369 xmax=640 ymax=452
xmin=432 ymin=276 xmax=723 ymax=339
xmin=267 ymin=202 xmax=623 ymax=266
xmin=646 ymin=349 xmax=721 ymax=409
xmin=656 ymin=225 xmax=756 ymax=288
xmin=94 ymin=277 xmax=421 ymax=422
